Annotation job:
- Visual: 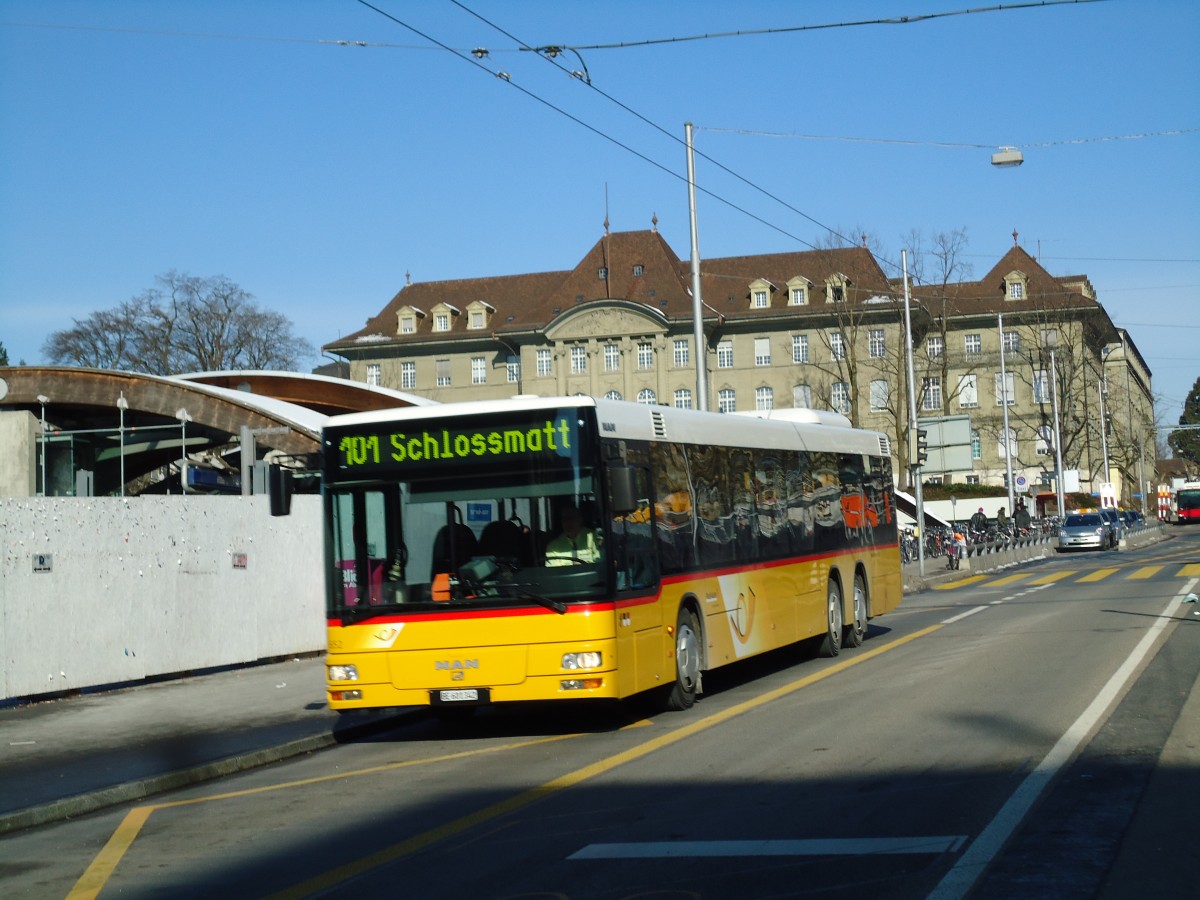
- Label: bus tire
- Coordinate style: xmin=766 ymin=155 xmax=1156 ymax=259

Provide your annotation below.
xmin=818 ymin=578 xmax=843 ymax=658
xmin=843 ymin=574 xmax=867 ymax=648
xmin=665 ymin=606 xmax=701 ymax=710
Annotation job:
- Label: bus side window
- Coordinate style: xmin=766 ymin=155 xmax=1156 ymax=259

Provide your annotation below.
xmin=611 ymin=468 xmax=658 ymax=589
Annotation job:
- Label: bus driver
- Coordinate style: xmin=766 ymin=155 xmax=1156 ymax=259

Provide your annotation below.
xmin=544 ymin=504 xmax=601 ymax=566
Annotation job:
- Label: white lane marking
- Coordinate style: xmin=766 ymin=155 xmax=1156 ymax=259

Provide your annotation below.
xmin=942 ymin=605 xmax=989 ymax=624
xmin=928 ymin=577 xmax=1200 ymax=900
xmin=569 ymin=836 xmax=968 ymax=859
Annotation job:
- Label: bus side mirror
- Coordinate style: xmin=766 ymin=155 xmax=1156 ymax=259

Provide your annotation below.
xmin=609 ymin=465 xmax=637 ymax=516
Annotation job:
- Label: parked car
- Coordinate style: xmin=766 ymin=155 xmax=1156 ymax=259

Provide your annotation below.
xmin=1058 ymin=512 xmax=1108 ymax=552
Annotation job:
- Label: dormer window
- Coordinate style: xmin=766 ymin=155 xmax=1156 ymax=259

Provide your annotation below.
xmin=430 ymin=302 xmax=460 ymax=333
xmin=396 ymin=306 xmax=425 ymax=335
xmin=633 ymin=264 xmax=644 ymax=277
xmin=598 ymin=266 xmax=608 ymax=280
xmin=825 ymin=273 xmax=850 ymax=304
xmin=748 ymin=278 xmax=774 ymax=309
xmin=1003 ymin=270 xmax=1028 ymax=301
xmin=786 ymin=276 xmax=812 ymax=306
xmin=466 ymin=300 xmax=496 ymax=330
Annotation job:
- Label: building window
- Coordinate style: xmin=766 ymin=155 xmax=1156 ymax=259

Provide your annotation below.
xmin=401 ymin=361 xmax=416 ymax=389
xmin=922 ymin=376 xmax=942 ymax=411
xmin=752 ymin=289 xmax=769 ymax=308
xmin=756 ymin=386 xmax=774 ymax=410
xmin=717 ymin=341 xmax=733 ymax=369
xmin=536 ymin=349 xmax=552 ymax=376
xmin=718 ymin=388 xmax=736 ymax=413
xmin=793 ymin=384 xmax=813 ymax=409
xmin=637 ymin=341 xmax=654 ymax=369
xmin=605 ymin=390 xmax=622 ymax=401
xmin=571 ymin=345 xmax=587 ymax=374
xmin=469 ymin=310 xmax=485 ymax=330
xmin=1036 ymin=424 xmax=1053 ymax=455
xmin=1008 ymin=280 xmax=1024 ymax=300
xmin=633 ymin=264 xmax=644 ymax=277
xmin=435 ymin=359 xmax=451 ymax=387
xmin=400 ymin=316 xmax=415 ymax=334
xmin=673 ymin=339 xmax=689 ymax=367
xmin=789 ymin=286 xmax=807 ymax=305
xmin=674 ymin=388 xmax=692 ymax=409
xmin=995 ymin=372 xmax=1015 ymax=406
xmin=754 ymin=337 xmax=771 ymax=366
xmin=830 ymin=331 xmax=846 ymax=361
xmin=637 ymin=388 xmax=657 ymax=405
xmin=506 ymin=355 xmax=520 ymax=384
xmin=792 ymin=334 xmax=808 ymax=364
xmin=958 ymin=374 xmax=978 ymax=408
xmin=831 ymin=382 xmax=851 ymax=415
xmin=964 ymin=333 xmax=981 ymax=356
xmin=366 ymin=363 xmax=381 ymax=387
xmin=965 ymin=475 xmax=980 ymax=485
xmin=869 ymin=379 xmax=889 ymax=411
xmin=434 ymin=313 xmax=450 ymax=333
xmin=970 ymin=429 xmax=982 ymax=460
xmin=1003 ymin=330 xmax=1020 ymax=354
xmin=471 ymin=357 xmax=486 ymax=385
xmin=998 ymin=427 xmax=1017 ymax=460
xmin=927 ymin=335 xmax=944 ymax=358
xmin=868 ymin=329 xmax=886 ymax=359
xmin=598 ymin=266 xmax=607 ymax=280
xmin=604 ymin=343 xmax=620 ymax=372
xmin=1033 ymin=369 xmax=1051 ymax=404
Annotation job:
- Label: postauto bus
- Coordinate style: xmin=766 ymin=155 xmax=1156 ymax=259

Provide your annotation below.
xmin=322 ymin=396 xmax=901 ymax=714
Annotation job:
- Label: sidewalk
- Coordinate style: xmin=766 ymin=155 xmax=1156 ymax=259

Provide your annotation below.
xmin=0 ymin=656 xmax=402 ymax=834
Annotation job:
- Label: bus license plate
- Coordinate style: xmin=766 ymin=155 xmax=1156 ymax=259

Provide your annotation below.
xmin=439 ymin=689 xmax=478 ymax=703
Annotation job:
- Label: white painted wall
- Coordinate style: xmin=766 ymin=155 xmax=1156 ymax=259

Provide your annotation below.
xmin=1 ymin=495 xmax=324 ymax=700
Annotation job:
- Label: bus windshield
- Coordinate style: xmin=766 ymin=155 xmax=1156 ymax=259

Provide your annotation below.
xmin=325 ymin=407 xmax=608 ymax=618
xmin=1178 ymin=489 xmax=1200 ymax=512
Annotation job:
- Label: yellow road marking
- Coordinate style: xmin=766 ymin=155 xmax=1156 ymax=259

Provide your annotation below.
xmin=1077 ymin=567 xmax=1120 ymax=583
xmin=1028 ymin=571 xmax=1077 ymax=585
xmin=67 ymin=733 xmax=578 ymax=899
xmin=1128 ymin=566 xmax=1164 ymax=580
xmin=932 ymin=576 xmax=988 ymax=590
xmin=269 ymin=624 xmax=946 ymax=899
xmin=1180 ymin=564 xmax=1200 ymax=577
xmin=986 ymin=573 xmax=1032 ymax=587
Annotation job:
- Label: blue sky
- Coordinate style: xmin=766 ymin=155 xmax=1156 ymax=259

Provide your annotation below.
xmin=2 ymin=0 xmax=1197 ymax=430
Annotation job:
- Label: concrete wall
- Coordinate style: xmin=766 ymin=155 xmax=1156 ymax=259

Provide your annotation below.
xmin=0 ymin=411 xmax=37 ymax=498
xmin=1 ymin=494 xmax=324 ymax=701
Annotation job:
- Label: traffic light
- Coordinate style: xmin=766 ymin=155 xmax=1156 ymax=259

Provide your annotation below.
xmin=909 ymin=426 xmax=929 ymax=468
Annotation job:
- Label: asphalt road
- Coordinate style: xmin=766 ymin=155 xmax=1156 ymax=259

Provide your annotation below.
xmin=3 ymin=528 xmax=1198 ymax=899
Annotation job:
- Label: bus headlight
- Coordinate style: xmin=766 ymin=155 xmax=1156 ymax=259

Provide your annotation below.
xmin=328 ymin=664 xmax=359 ymax=682
xmin=561 ymin=651 xmax=602 ymax=670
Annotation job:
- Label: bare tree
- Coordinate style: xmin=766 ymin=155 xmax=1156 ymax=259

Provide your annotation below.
xmin=43 ymin=272 xmax=314 ymax=374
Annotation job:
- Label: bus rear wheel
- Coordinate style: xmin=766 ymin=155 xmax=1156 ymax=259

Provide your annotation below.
xmin=817 ymin=579 xmax=843 ymax=658
xmin=843 ymin=574 xmax=868 ymax=648
xmin=665 ymin=606 xmax=701 ymax=710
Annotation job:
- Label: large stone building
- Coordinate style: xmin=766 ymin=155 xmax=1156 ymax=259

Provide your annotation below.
xmin=324 ymin=226 xmax=1154 ymax=509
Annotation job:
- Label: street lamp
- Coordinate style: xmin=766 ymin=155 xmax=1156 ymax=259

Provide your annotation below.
xmin=1042 ymin=332 xmax=1066 ymax=517
xmin=36 ymin=394 xmax=49 ymax=496
xmin=116 ymin=392 xmax=129 ymax=497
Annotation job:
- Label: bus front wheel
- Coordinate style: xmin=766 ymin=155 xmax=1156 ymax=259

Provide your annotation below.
xmin=665 ymin=606 xmax=701 ymax=710
xmin=818 ymin=579 xmax=844 ymax=658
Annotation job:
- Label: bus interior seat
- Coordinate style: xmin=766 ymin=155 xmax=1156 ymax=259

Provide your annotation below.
xmin=479 ymin=519 xmax=528 ymax=564
xmin=430 ymin=523 xmax=479 ymax=578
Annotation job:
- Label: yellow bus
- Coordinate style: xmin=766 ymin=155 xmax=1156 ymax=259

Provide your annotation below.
xmin=323 ymin=396 xmax=901 ymax=714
